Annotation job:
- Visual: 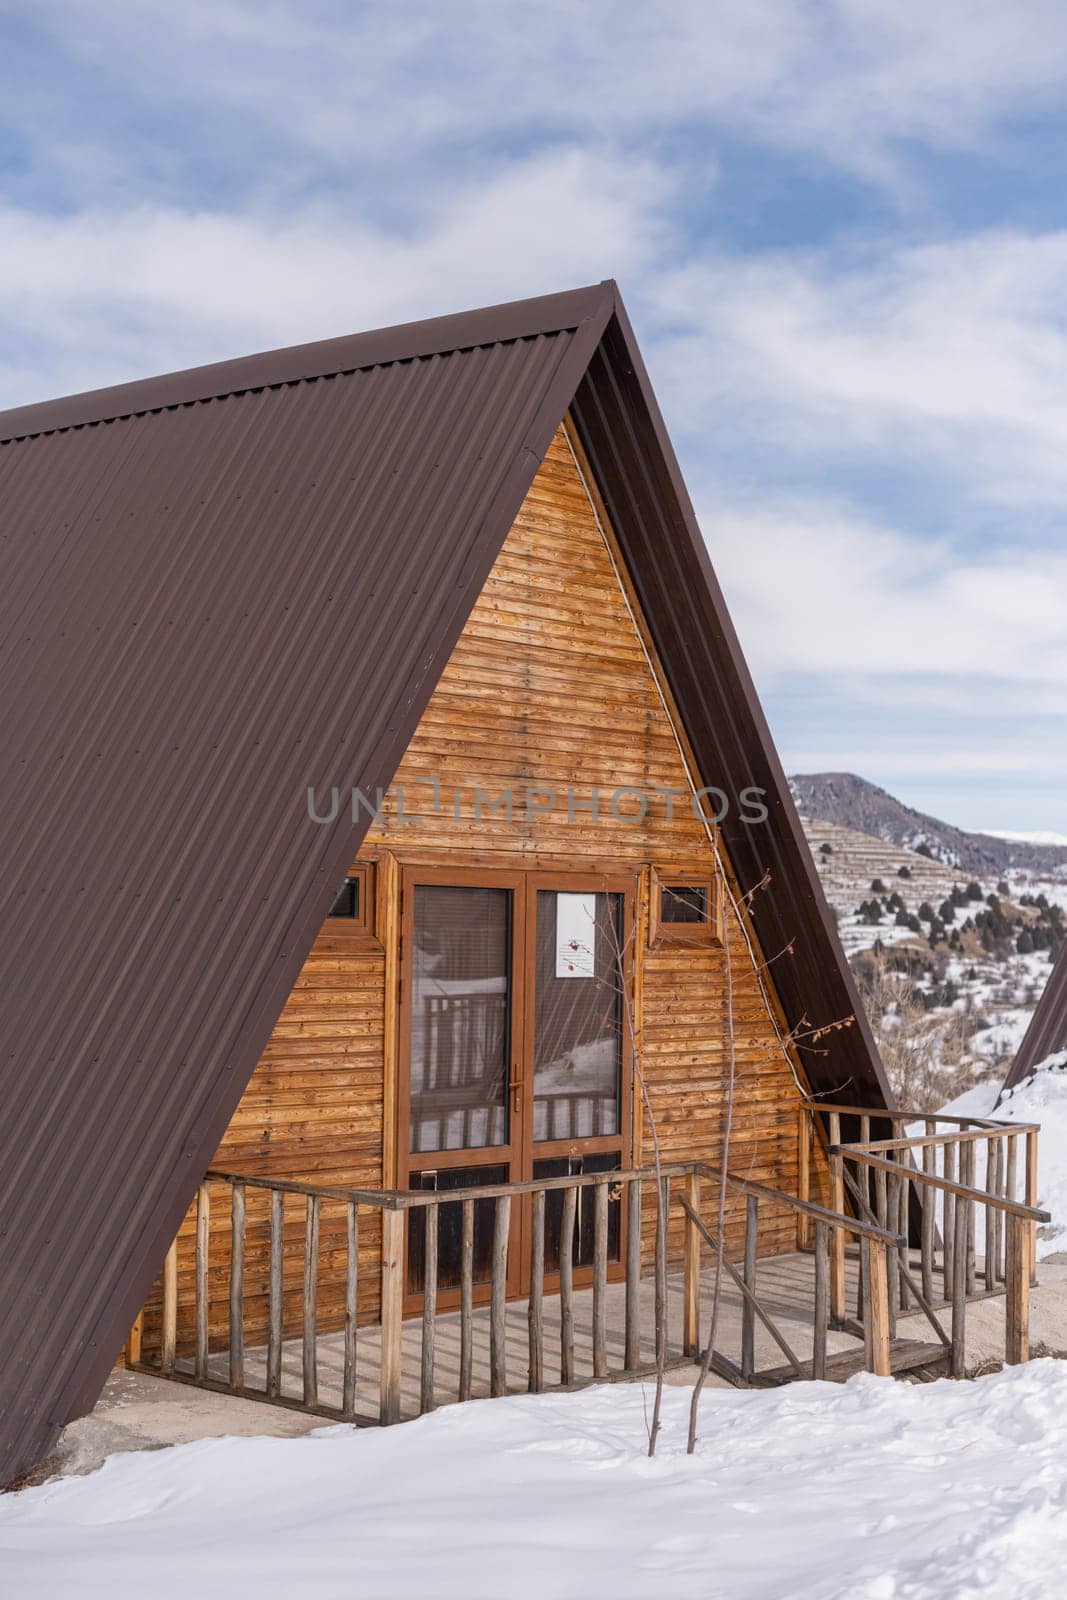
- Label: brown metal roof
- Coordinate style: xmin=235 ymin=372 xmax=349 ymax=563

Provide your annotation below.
xmin=0 ymin=280 xmax=889 ymax=1484
xmin=1001 ymin=944 xmax=1067 ymax=1094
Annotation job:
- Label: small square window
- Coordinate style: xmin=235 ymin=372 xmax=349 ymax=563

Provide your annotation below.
xmin=326 ymin=863 xmax=374 ymax=933
xmin=661 ymin=884 xmax=708 ymax=924
xmin=329 ymin=877 xmax=360 ymax=919
xmin=652 ymin=874 xmax=721 ymax=946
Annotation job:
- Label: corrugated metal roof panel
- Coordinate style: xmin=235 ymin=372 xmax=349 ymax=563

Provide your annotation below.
xmin=0 ymin=293 xmax=609 ymax=1485
xmin=1002 ymin=944 xmax=1067 ymax=1093
xmin=0 ymin=280 xmax=890 ymax=1484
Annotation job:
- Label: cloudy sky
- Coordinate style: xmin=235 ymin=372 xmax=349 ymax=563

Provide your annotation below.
xmin=2 ymin=2 xmax=1064 ymax=832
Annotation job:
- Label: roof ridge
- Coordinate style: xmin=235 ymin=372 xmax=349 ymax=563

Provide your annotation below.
xmin=0 ymin=280 xmax=616 ymax=445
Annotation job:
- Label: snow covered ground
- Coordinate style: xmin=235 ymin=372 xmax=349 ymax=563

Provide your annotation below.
xmin=6 ymin=1366 xmax=1067 ymax=1599
xmin=940 ymin=1050 xmax=1067 ymax=1259
xmin=6 ymin=1062 xmax=1067 ymax=1597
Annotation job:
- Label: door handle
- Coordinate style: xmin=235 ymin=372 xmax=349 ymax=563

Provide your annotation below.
xmin=511 ymin=1077 xmax=524 ymax=1113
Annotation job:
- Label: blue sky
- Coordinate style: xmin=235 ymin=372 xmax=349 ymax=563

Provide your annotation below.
xmin=2 ymin=2 xmax=1064 ymax=833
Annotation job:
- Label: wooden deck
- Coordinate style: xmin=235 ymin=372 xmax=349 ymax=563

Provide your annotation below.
xmin=165 ymin=1250 xmax=945 ymax=1425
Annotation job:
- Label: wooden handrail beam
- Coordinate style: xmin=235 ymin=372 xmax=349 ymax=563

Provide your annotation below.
xmin=697 ymin=1163 xmax=906 ymax=1244
xmin=794 ymin=1101 xmax=1037 ymax=1134
xmin=841 ymin=1127 xmax=1040 ymax=1155
xmin=828 ymin=1147 xmax=1050 ymax=1222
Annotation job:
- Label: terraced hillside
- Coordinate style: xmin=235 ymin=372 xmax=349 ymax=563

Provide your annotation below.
xmin=805 ymin=819 xmax=962 ymax=953
xmin=798 ymin=817 xmax=1065 ymax=1107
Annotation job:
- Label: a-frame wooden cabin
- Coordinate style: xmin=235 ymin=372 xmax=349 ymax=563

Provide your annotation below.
xmin=4 ymin=282 xmax=1039 ymax=1487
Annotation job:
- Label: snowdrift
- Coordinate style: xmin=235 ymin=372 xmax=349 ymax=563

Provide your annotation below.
xmin=5 ymin=1366 xmax=1067 ymax=1598
xmin=941 ymin=1050 xmax=1067 ymax=1259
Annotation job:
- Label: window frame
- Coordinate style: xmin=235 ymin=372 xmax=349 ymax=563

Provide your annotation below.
xmin=325 ymin=862 xmax=375 ymax=936
xmin=650 ymin=870 xmax=723 ymax=948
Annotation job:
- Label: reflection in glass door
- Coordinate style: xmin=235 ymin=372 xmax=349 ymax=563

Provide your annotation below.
xmin=408 ymin=883 xmax=512 ymax=1155
xmin=532 ymin=890 xmax=623 ymax=1143
xmin=399 ymin=872 xmax=523 ymax=1302
xmin=528 ymin=882 xmax=630 ymax=1279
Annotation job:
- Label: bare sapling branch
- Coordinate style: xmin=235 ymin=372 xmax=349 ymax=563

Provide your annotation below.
xmin=591 ymin=884 xmax=669 ymax=1456
xmin=685 ymin=875 xmax=737 ymax=1453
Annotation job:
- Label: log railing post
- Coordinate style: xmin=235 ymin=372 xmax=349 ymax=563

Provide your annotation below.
xmin=985 ymin=1137 xmax=1000 ymax=1289
xmin=896 ymin=1159 xmax=910 ymax=1313
xmin=161 ymin=1238 xmax=178 ymax=1374
xmin=921 ymin=1123 xmax=935 ymax=1305
xmin=528 ymin=1188 xmax=545 ymax=1393
xmin=951 ymin=1194 xmax=969 ymax=1377
xmin=267 ymin=1188 xmax=284 ymax=1398
xmin=944 ymin=1141 xmax=956 ymax=1305
xmin=342 ymin=1201 xmax=358 ymax=1419
xmin=303 ymin=1193 xmax=320 ymax=1407
xmin=963 ymin=1138 xmax=977 ymax=1297
xmin=229 ymin=1180 xmax=246 ymax=1390
xmin=124 ymin=1312 xmax=143 ymax=1367
xmin=195 ymin=1181 xmax=210 ymax=1381
xmin=812 ymin=1221 xmax=829 ymax=1381
xmin=593 ymin=1178 xmax=610 ymax=1377
xmin=1026 ymin=1129 xmax=1039 ymax=1287
xmin=654 ymin=1177 xmax=669 ymax=1366
xmin=682 ymin=1169 xmax=701 ymax=1359
xmin=881 ymin=1165 xmax=898 ymax=1336
xmin=796 ymin=1108 xmax=810 ymax=1250
xmin=624 ymin=1178 xmax=641 ymax=1372
xmin=864 ymin=1236 xmax=891 ymax=1378
xmin=490 ymin=1194 xmax=511 ymax=1398
xmin=560 ymin=1184 xmax=577 ymax=1384
xmin=828 ymin=1112 xmax=846 ymax=1327
xmin=860 ymin=1115 xmax=871 ymax=1217
xmin=420 ymin=1200 xmax=439 ymax=1414
xmin=459 ymin=1198 xmax=474 ymax=1402
xmin=857 ymin=1228 xmax=895 ymax=1382
xmin=1005 ymin=1212 xmax=1031 ymax=1365
xmin=379 ymin=1206 xmax=404 ymax=1424
xmin=741 ymin=1193 xmax=758 ymax=1383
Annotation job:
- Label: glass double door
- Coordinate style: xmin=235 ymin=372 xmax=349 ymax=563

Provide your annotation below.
xmin=397 ymin=867 xmax=633 ymax=1302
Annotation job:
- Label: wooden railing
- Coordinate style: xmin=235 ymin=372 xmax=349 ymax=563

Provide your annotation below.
xmin=676 ymin=1167 xmax=907 ymax=1384
xmin=134 ymin=1154 xmax=926 ymax=1423
xmin=796 ymin=1103 xmax=1049 ymax=1373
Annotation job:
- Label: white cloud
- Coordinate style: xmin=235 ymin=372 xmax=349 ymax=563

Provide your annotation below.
xmin=654 ymin=231 xmax=1067 ymax=503
xmin=24 ymin=1 xmax=1067 ymax=190
xmin=2 ymin=0 xmax=1063 ymax=831
xmin=0 ymin=146 xmax=668 ymax=405
xmin=703 ymin=491 xmax=1066 ymax=824
xmin=704 ymin=495 xmax=1067 ymax=688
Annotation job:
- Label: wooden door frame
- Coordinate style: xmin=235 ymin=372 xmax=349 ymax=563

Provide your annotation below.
xmin=395 ymin=864 xmax=527 ymax=1311
xmin=393 ymin=860 xmax=637 ymax=1310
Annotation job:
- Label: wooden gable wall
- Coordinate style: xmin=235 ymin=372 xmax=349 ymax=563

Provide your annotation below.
xmin=141 ymin=425 xmax=826 ymax=1355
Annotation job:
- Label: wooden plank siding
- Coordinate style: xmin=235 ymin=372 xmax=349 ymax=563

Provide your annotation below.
xmin=138 ymin=425 xmax=828 ymax=1358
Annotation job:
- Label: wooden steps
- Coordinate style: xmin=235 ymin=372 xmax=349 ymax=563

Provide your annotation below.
xmin=751 ymin=1337 xmax=948 ymax=1387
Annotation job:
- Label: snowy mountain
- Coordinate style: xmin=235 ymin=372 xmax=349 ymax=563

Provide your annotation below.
xmin=988 ymin=830 xmax=1067 ymax=848
xmin=790 ymin=772 xmax=1067 ymax=878
xmin=799 ymin=805 xmax=1066 ymax=1107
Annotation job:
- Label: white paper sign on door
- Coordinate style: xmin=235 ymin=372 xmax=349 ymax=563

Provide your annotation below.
xmin=555 ymin=892 xmax=596 ymax=978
